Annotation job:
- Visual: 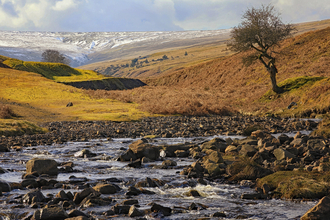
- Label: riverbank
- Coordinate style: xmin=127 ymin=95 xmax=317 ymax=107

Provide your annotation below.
xmin=0 ymin=116 xmax=318 ymax=150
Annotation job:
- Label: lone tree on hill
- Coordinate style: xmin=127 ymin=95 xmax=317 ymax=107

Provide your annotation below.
xmin=228 ymin=4 xmax=295 ymax=93
xmin=41 ymin=49 xmax=70 ymax=65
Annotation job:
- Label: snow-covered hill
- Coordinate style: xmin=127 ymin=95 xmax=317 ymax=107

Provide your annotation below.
xmin=0 ymin=30 xmax=231 ymax=67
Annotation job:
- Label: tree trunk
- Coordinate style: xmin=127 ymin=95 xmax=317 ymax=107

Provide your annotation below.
xmin=268 ymin=66 xmax=282 ymax=93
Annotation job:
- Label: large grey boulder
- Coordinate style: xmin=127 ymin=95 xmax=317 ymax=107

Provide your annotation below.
xmin=26 ymin=158 xmax=58 ymax=176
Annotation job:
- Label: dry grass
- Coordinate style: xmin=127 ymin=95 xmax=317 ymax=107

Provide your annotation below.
xmin=84 ymin=26 xmax=330 ymax=117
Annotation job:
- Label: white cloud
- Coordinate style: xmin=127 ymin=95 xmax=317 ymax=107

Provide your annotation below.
xmin=52 ymin=0 xmax=79 ymax=11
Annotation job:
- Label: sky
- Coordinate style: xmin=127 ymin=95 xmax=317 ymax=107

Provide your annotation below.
xmin=0 ymin=0 xmax=329 ymax=32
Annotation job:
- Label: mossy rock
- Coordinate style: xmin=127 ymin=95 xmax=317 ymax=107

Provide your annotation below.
xmin=257 ymin=171 xmax=330 ymax=199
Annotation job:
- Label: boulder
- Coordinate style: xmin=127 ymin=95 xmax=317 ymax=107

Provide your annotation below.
xmin=162 ymin=160 xmax=177 ymax=167
xmin=26 ymin=158 xmax=58 ymax=176
xmin=74 ymin=149 xmax=96 ymax=158
xmin=161 ymin=143 xmax=196 ymax=157
xmin=239 ymin=144 xmax=257 ymax=157
xmin=225 ymin=145 xmax=238 ymax=155
xmin=204 ymin=150 xmax=224 ymax=163
xmin=0 ymin=179 xmax=11 ymax=192
xmin=200 ymin=138 xmax=227 ymax=152
xmin=301 ymin=196 xmax=330 ymax=220
xmin=73 ymin=187 xmax=100 ymax=204
xmin=150 ymin=203 xmax=172 ymax=216
xmin=307 ymin=139 xmax=326 ymax=150
xmin=32 ymin=206 xmax=69 ymax=220
xmin=251 ymin=130 xmax=272 ymax=139
xmin=93 ymin=184 xmax=118 ymax=194
xmin=129 ymin=205 xmax=144 ymax=217
xmin=235 ymin=137 xmax=258 ymax=146
xmin=23 ymin=189 xmax=46 ymax=204
xmin=203 ymin=159 xmax=224 ymax=177
xmin=129 ymin=139 xmax=160 ymax=160
xmin=273 ymin=148 xmax=295 ymax=161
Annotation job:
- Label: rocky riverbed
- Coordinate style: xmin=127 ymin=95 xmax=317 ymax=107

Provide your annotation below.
xmin=0 ymin=116 xmax=319 ymax=150
xmin=0 ymin=116 xmax=328 ymax=219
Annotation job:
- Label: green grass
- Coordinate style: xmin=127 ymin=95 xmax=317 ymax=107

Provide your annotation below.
xmin=2 ymin=58 xmax=106 ymax=82
xmin=0 ymin=119 xmax=47 ymax=137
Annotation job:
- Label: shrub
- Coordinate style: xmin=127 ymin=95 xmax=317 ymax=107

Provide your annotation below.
xmin=0 ymin=105 xmax=16 ymax=119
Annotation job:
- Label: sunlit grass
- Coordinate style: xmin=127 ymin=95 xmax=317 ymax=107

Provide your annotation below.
xmin=0 ymin=67 xmax=154 ymax=124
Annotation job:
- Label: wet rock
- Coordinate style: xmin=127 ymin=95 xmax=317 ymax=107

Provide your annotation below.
xmin=188 ymin=202 xmax=207 ymax=210
xmin=301 ymin=196 xmax=330 ymax=220
xmin=128 ymin=159 xmax=142 ymax=168
xmin=129 ymin=205 xmax=144 ymax=217
xmin=93 ymin=183 xmax=119 ymax=194
xmin=74 ymin=149 xmax=96 ymax=158
xmin=111 ymin=204 xmax=131 ymax=214
xmin=55 ymin=190 xmax=69 ymax=200
xmin=126 ymin=186 xmax=142 ymax=196
xmin=21 ymin=179 xmax=38 ymax=188
xmin=0 ymin=180 xmax=11 ymax=192
xmin=65 ymin=217 xmax=89 ymax=220
xmin=203 ymin=159 xmax=225 ymax=177
xmin=277 ymin=134 xmax=291 ymax=144
xmin=23 ymin=189 xmax=45 ymax=204
xmin=73 ymin=187 xmax=100 ymax=204
xmin=200 ymin=138 xmax=227 ymax=152
xmin=161 ymin=143 xmax=196 ymax=157
xmin=68 ymin=209 xmax=90 ymax=218
xmin=185 ymin=189 xmax=201 ymax=197
xmin=135 ymin=177 xmax=164 ymax=188
xmin=212 ymin=211 xmax=226 ymax=217
xmin=32 ymin=206 xmax=69 ymax=220
xmin=241 ymin=193 xmax=267 ymax=200
xmin=162 ymin=160 xmax=177 ymax=167
xmin=175 ymin=150 xmax=189 ymax=157
xmin=121 ymin=199 xmax=139 ymax=205
xmin=236 ymin=136 xmax=258 ymax=146
xmin=150 ymin=203 xmax=172 ymax=216
xmin=26 ymin=158 xmax=58 ymax=176
xmin=80 ymin=196 xmax=112 ymax=208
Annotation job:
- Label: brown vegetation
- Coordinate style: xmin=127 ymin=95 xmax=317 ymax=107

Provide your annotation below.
xmin=86 ymin=26 xmax=330 ymax=117
xmin=0 ymin=104 xmax=16 ymax=119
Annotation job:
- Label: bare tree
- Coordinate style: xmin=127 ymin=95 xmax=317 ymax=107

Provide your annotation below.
xmin=41 ymin=49 xmax=70 ymax=65
xmin=228 ymin=4 xmax=295 ymax=93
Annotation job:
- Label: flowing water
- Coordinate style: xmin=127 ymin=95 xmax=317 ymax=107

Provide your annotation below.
xmin=0 ymin=134 xmax=316 ymax=219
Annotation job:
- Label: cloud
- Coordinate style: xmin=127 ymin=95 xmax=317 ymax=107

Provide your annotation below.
xmin=52 ymin=0 xmax=80 ymax=11
xmin=0 ymin=0 xmax=329 ymax=32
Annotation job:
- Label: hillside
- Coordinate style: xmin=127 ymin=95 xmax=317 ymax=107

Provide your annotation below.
xmin=80 ymin=19 xmax=330 ymax=79
xmin=0 ymin=59 xmax=155 ymax=127
xmin=87 ymin=26 xmax=330 ymax=118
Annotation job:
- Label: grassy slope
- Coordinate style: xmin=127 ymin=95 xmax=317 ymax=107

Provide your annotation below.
xmin=0 ymin=66 xmax=154 ymax=125
xmin=80 ymin=19 xmax=330 ymax=79
xmin=95 ymin=26 xmax=330 ymax=118
xmin=1 ymin=56 xmax=107 ymax=82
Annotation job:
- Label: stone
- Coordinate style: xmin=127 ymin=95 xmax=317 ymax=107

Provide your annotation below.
xmin=32 ymin=206 xmax=69 ymax=220
xmin=65 ymin=217 xmax=89 ymax=220
xmin=161 ymin=143 xmax=196 ymax=157
xmin=185 ymin=189 xmax=201 ymax=197
xmin=277 ymin=134 xmax=291 ymax=144
xmin=74 ymin=149 xmax=96 ymax=158
xmin=239 ymin=144 xmax=257 ymax=157
xmin=68 ymin=209 xmax=89 ymax=218
xmin=200 ymin=138 xmax=227 ymax=152
xmin=0 ymin=179 xmax=11 ymax=192
xmin=241 ymin=193 xmax=267 ymax=200
xmin=162 ymin=160 xmax=177 ymax=166
xmin=129 ymin=205 xmax=144 ymax=217
xmin=73 ymin=187 xmax=100 ymax=204
xmin=128 ymin=159 xmax=142 ymax=168
xmin=175 ymin=150 xmax=189 ymax=157
xmin=23 ymin=189 xmax=45 ymax=204
xmin=55 ymin=190 xmax=69 ymax=200
xmin=225 ymin=145 xmax=238 ymax=155
xmin=128 ymin=139 xmax=160 ymax=160
xmin=273 ymin=148 xmax=295 ymax=161
xmin=151 ymin=203 xmax=172 ymax=216
xmin=26 ymin=158 xmax=58 ymax=176
xmin=93 ymin=184 xmax=118 ymax=194
xmin=212 ymin=212 xmax=226 ymax=217
xmin=236 ymin=136 xmax=258 ymax=146
xmin=301 ymin=196 xmax=330 ymax=220
xmin=204 ymin=150 xmax=224 ymax=163
xmin=203 ymin=159 xmax=223 ymax=177
xmin=111 ymin=204 xmax=131 ymax=214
